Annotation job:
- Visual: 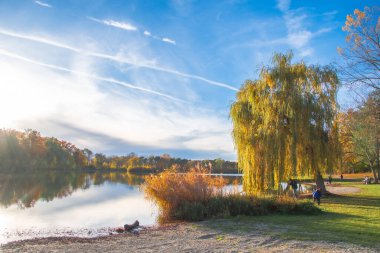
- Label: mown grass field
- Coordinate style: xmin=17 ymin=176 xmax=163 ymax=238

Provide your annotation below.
xmin=204 ymin=179 xmax=380 ymax=250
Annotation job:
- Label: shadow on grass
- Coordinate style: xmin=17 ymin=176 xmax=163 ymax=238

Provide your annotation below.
xmin=201 ymin=210 xmax=361 ymax=233
xmin=323 ymin=194 xmax=380 ymax=208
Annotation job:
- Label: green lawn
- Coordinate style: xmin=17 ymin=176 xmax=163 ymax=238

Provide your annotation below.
xmin=204 ymin=182 xmax=380 ymax=250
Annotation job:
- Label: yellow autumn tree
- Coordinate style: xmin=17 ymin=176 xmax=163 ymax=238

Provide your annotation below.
xmin=230 ymin=53 xmax=340 ymax=194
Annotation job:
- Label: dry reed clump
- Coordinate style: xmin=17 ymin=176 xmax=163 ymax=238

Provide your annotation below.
xmin=143 ymin=169 xmax=227 ymax=221
xmin=143 ymin=170 xmax=321 ymax=222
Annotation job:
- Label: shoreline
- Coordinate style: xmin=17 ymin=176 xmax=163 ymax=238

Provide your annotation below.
xmin=1 ymin=224 xmax=164 ymax=247
xmin=1 ymin=185 xmax=375 ymax=252
xmin=0 ymin=225 xmax=157 ymax=246
xmin=1 ymin=221 xmax=376 ymax=253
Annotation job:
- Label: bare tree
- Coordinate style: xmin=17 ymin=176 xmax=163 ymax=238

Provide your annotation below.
xmin=338 ymin=6 xmax=380 ymax=90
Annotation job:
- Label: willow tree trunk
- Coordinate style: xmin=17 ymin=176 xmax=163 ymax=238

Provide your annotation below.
xmin=369 ymin=164 xmax=378 ymax=183
xmin=316 ymin=172 xmax=327 ymax=194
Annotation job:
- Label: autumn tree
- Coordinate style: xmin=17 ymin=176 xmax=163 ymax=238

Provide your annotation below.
xmin=22 ymin=129 xmax=46 ymax=169
xmin=93 ymin=153 xmax=106 ymax=169
xmin=338 ymin=6 xmax=380 ymax=90
xmin=44 ymin=138 xmax=74 ymax=170
xmin=83 ymin=148 xmax=93 ymax=166
xmin=341 ymin=90 xmax=380 ymax=181
xmin=337 ymin=110 xmax=360 ymax=173
xmin=0 ymin=129 xmax=26 ymax=170
xmin=0 ymin=129 xmax=93 ymax=171
xmin=73 ymin=148 xmax=87 ymax=168
xmin=230 ymin=53 xmax=340 ymax=194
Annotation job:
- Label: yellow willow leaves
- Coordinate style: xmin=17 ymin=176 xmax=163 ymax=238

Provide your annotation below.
xmin=230 ymin=52 xmax=340 ymax=194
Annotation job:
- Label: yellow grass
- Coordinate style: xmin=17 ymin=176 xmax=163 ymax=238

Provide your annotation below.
xmin=143 ymin=169 xmax=227 ymax=221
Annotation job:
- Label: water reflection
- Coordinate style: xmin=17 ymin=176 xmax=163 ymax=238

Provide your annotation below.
xmin=0 ymin=171 xmax=154 ymax=244
xmin=0 ymin=171 xmax=145 ymax=208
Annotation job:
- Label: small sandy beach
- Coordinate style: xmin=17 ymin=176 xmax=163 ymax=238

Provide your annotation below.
xmin=1 ymin=221 xmax=376 ymax=253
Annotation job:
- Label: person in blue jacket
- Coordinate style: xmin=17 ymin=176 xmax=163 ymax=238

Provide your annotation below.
xmin=313 ymin=188 xmax=322 ymax=205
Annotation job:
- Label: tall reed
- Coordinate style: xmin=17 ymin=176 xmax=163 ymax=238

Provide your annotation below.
xmin=144 ymin=169 xmax=227 ymax=221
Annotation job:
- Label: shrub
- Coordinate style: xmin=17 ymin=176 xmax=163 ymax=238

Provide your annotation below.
xmin=175 ymin=202 xmax=205 ymax=221
xmin=143 ymin=170 xmax=321 ymax=222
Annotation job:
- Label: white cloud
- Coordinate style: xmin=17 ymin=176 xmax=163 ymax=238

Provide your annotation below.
xmin=0 ymin=28 xmax=237 ymax=91
xmin=262 ymin=25 xmax=331 ymax=53
xmin=276 ymin=0 xmax=290 ymax=12
xmin=162 ymin=37 xmax=176 ymax=45
xmin=34 ymin=0 xmax=52 ymax=8
xmin=284 ymin=13 xmax=306 ymax=33
xmin=102 ymin=20 xmax=138 ymax=31
xmin=287 ymin=30 xmax=312 ymax=48
xmin=314 ymin=27 xmax=333 ymax=36
xmin=299 ymin=47 xmax=314 ymax=57
xmin=143 ymin=30 xmax=176 ymax=46
xmin=88 ymin=17 xmax=137 ymax=31
xmin=275 ymin=2 xmax=332 ymax=58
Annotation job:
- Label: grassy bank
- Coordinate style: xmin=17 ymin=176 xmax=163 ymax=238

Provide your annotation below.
xmin=204 ymin=181 xmax=380 ymax=249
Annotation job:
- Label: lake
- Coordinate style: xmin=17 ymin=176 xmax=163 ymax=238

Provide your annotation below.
xmin=0 ymin=171 xmax=242 ymax=244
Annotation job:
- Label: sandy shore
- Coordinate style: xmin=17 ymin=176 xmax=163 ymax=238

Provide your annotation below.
xmin=1 ymin=222 xmax=376 ymax=253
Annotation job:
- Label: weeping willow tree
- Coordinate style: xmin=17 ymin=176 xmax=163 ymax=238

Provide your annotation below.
xmin=230 ymin=53 xmax=340 ymax=194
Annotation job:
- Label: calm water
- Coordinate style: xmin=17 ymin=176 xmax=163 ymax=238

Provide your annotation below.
xmin=0 ymin=171 xmax=242 ymax=244
xmin=0 ymin=171 xmax=157 ymax=244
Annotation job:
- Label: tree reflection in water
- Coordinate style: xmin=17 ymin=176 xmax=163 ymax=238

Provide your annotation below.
xmin=0 ymin=171 xmax=147 ymax=208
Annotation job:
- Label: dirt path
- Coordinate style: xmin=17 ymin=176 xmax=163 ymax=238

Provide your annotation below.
xmin=1 ymin=223 xmax=376 ymax=253
xmin=326 ymin=185 xmax=361 ymax=195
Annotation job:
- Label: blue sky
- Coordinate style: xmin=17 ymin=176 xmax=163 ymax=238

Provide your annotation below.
xmin=0 ymin=0 xmax=374 ymax=160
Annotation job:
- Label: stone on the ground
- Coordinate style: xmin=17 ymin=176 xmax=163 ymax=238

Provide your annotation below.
xmin=124 ymin=220 xmax=139 ymax=232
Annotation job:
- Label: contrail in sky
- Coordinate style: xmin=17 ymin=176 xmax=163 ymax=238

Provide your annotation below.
xmin=0 ymin=48 xmax=184 ymax=102
xmin=0 ymin=28 xmax=238 ymax=91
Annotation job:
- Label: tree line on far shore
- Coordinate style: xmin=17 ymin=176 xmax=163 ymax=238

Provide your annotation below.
xmin=0 ymin=129 xmax=237 ymax=173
